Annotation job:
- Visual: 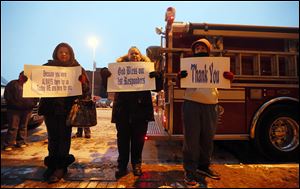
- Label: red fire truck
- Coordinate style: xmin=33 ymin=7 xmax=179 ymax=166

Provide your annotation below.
xmin=146 ymin=7 xmax=299 ymax=161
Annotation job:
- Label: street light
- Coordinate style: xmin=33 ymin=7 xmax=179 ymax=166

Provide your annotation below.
xmin=88 ymin=37 xmax=98 ymax=99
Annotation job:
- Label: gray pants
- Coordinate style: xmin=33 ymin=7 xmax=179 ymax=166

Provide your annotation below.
xmin=4 ymin=109 xmax=32 ymax=146
xmin=182 ymin=100 xmax=218 ymax=173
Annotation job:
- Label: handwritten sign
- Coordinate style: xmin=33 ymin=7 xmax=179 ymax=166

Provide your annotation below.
xmin=23 ymin=65 xmax=82 ymax=97
xmin=107 ymin=62 xmax=155 ymax=92
xmin=180 ymin=57 xmax=231 ymax=88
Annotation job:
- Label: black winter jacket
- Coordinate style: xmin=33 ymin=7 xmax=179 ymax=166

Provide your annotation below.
xmin=111 ymin=55 xmax=154 ymax=123
xmin=37 ymin=62 xmax=90 ymax=116
xmin=4 ymin=80 xmax=38 ymax=111
xmin=38 ymin=43 xmax=90 ymax=116
xmin=112 ymin=91 xmax=154 ymax=123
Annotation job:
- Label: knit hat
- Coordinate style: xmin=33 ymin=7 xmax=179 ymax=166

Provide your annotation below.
xmin=191 ymin=38 xmax=212 ymax=54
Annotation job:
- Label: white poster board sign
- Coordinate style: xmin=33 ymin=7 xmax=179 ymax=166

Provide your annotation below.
xmin=180 ymin=57 xmax=231 ymax=88
xmin=107 ymin=62 xmax=155 ymax=92
xmin=23 ymin=65 xmax=82 ymax=97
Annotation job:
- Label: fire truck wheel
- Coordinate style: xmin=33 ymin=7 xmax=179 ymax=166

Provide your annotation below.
xmin=254 ymin=105 xmax=299 ymax=162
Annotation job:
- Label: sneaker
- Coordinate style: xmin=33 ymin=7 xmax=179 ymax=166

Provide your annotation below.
xmin=197 ymin=167 xmax=220 ymax=180
xmin=16 ymin=143 xmax=28 ymax=148
xmin=184 ymin=172 xmax=198 ymax=186
xmin=3 ymin=146 xmax=13 ymax=151
xmin=84 ymin=134 xmax=91 ymax=138
xmin=193 ymin=172 xmax=208 ymax=187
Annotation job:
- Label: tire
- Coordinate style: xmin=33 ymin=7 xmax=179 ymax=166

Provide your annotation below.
xmin=254 ymin=105 xmax=299 ymax=161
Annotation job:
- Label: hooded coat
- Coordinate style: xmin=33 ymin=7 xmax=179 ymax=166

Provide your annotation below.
xmin=111 ymin=55 xmax=154 ymax=123
xmin=38 ymin=43 xmax=90 ymax=116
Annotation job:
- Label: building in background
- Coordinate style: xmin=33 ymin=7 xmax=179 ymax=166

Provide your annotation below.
xmin=86 ymin=68 xmax=114 ymax=100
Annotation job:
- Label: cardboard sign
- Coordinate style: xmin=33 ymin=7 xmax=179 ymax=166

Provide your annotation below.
xmin=23 ymin=65 xmax=82 ymax=97
xmin=180 ymin=57 xmax=231 ymax=88
xmin=107 ymin=62 xmax=155 ymax=92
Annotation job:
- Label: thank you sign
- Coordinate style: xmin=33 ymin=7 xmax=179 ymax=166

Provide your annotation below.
xmin=107 ymin=62 xmax=155 ymax=92
xmin=180 ymin=57 xmax=231 ymax=88
xmin=23 ymin=65 xmax=82 ymax=97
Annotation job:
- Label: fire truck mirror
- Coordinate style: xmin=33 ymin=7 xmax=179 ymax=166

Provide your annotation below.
xmin=146 ymin=46 xmax=163 ymax=71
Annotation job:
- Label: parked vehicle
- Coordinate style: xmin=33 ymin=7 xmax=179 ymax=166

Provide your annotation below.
xmin=96 ymin=98 xmax=112 ymax=108
xmin=1 ymin=78 xmax=44 ymax=130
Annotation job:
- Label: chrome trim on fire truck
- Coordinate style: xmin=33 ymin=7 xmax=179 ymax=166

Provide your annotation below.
xmin=193 ymin=29 xmax=299 ymax=39
xmin=172 ymin=22 xmax=190 ymax=33
xmin=146 ymin=133 xmax=249 ymax=141
xmin=214 ymin=134 xmax=249 ymax=140
xmin=232 ymin=83 xmax=299 ymax=88
xmin=250 ymin=97 xmax=299 ymax=139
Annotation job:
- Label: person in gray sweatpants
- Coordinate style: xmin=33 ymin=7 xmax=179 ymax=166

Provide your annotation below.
xmin=178 ymin=38 xmax=234 ymax=186
xmin=182 ymin=100 xmax=218 ymax=184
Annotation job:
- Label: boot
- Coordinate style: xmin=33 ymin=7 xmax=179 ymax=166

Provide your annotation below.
xmin=84 ymin=128 xmax=91 ymax=138
xmin=59 ymin=154 xmax=75 ymax=177
xmin=47 ymin=168 xmax=65 ymax=183
xmin=60 ymin=154 xmax=75 ymax=175
xmin=75 ymin=128 xmax=83 ymax=138
xmin=115 ymin=165 xmax=128 ymax=179
xmin=132 ymin=164 xmax=142 ymax=176
xmin=75 ymin=132 xmax=82 ymax=137
xmin=64 ymin=154 xmax=75 ymax=166
xmin=43 ymin=156 xmax=57 ymax=180
xmin=47 ymin=155 xmax=74 ymax=184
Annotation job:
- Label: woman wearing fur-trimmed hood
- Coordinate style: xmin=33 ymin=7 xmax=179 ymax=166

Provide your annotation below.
xmin=116 ymin=46 xmax=151 ymax=63
xmin=113 ymin=46 xmax=154 ymax=179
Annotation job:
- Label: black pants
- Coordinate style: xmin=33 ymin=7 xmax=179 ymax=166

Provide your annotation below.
xmin=116 ymin=121 xmax=148 ymax=169
xmin=44 ymin=115 xmax=72 ymax=162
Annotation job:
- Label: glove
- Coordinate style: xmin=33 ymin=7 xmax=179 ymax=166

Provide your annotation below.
xmin=149 ymin=71 xmax=159 ymax=78
xmin=78 ymin=74 xmax=87 ymax=84
xmin=100 ymin=68 xmax=111 ymax=89
xmin=20 ymin=75 xmax=28 ymax=83
xmin=223 ymin=71 xmax=234 ymax=81
xmin=100 ymin=67 xmax=112 ymax=78
xmin=178 ymin=70 xmax=188 ymax=78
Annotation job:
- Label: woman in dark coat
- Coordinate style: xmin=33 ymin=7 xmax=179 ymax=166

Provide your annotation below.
xmin=102 ymin=46 xmax=155 ymax=178
xmin=38 ymin=42 xmax=90 ymax=183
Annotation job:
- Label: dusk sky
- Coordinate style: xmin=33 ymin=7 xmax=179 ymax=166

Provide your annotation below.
xmin=1 ymin=1 xmax=299 ymax=82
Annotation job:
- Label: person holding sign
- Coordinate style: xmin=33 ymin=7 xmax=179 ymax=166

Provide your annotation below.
xmin=38 ymin=42 xmax=90 ymax=183
xmin=101 ymin=46 xmax=160 ymax=179
xmin=179 ymin=38 xmax=233 ymax=186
